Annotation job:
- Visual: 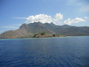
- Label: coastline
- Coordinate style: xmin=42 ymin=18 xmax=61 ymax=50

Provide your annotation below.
xmin=0 ymin=36 xmax=89 ymax=40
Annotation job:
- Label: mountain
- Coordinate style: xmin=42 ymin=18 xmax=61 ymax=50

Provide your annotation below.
xmin=0 ymin=22 xmax=89 ymax=39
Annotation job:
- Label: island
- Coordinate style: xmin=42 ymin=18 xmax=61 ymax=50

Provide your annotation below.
xmin=0 ymin=22 xmax=89 ymax=39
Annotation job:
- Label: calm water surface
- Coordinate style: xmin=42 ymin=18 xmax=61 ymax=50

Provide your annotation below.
xmin=0 ymin=36 xmax=89 ymax=67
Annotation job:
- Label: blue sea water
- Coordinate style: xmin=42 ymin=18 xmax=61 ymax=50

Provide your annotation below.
xmin=0 ymin=36 xmax=89 ymax=67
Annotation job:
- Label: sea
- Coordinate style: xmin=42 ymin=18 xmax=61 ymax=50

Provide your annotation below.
xmin=0 ymin=36 xmax=89 ymax=67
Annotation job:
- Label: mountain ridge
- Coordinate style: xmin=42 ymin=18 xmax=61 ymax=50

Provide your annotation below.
xmin=0 ymin=22 xmax=89 ymax=39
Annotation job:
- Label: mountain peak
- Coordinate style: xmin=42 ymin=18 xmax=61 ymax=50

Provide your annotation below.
xmin=19 ymin=23 xmax=28 ymax=29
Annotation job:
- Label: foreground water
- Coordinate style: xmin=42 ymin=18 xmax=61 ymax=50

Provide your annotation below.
xmin=0 ymin=36 xmax=89 ymax=67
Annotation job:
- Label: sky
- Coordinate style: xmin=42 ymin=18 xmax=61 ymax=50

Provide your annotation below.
xmin=0 ymin=0 xmax=89 ymax=33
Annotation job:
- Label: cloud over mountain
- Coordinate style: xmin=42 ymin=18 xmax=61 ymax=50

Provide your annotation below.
xmin=26 ymin=14 xmax=52 ymax=23
xmin=53 ymin=13 xmax=63 ymax=21
xmin=25 ymin=13 xmax=63 ymax=24
xmin=15 ymin=13 xmax=88 ymax=25
xmin=64 ymin=17 xmax=86 ymax=25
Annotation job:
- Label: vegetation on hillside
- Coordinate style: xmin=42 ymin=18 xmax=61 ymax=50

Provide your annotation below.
xmin=32 ymin=32 xmax=67 ymax=38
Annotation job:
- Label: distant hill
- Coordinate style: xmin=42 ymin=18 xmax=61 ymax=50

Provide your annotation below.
xmin=0 ymin=22 xmax=89 ymax=39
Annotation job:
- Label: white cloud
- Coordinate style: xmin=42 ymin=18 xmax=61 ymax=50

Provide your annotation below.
xmin=64 ymin=17 xmax=86 ymax=25
xmin=25 ymin=13 xmax=63 ymax=24
xmin=26 ymin=14 xmax=52 ymax=23
xmin=15 ymin=13 xmax=87 ymax=25
xmin=53 ymin=13 xmax=63 ymax=21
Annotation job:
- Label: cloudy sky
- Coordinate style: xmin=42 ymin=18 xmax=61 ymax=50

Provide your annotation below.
xmin=0 ymin=0 xmax=89 ymax=33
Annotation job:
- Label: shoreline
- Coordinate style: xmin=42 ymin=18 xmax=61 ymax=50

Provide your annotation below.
xmin=0 ymin=36 xmax=89 ymax=40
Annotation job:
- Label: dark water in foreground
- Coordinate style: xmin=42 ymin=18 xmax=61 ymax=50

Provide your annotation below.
xmin=0 ymin=36 xmax=89 ymax=67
